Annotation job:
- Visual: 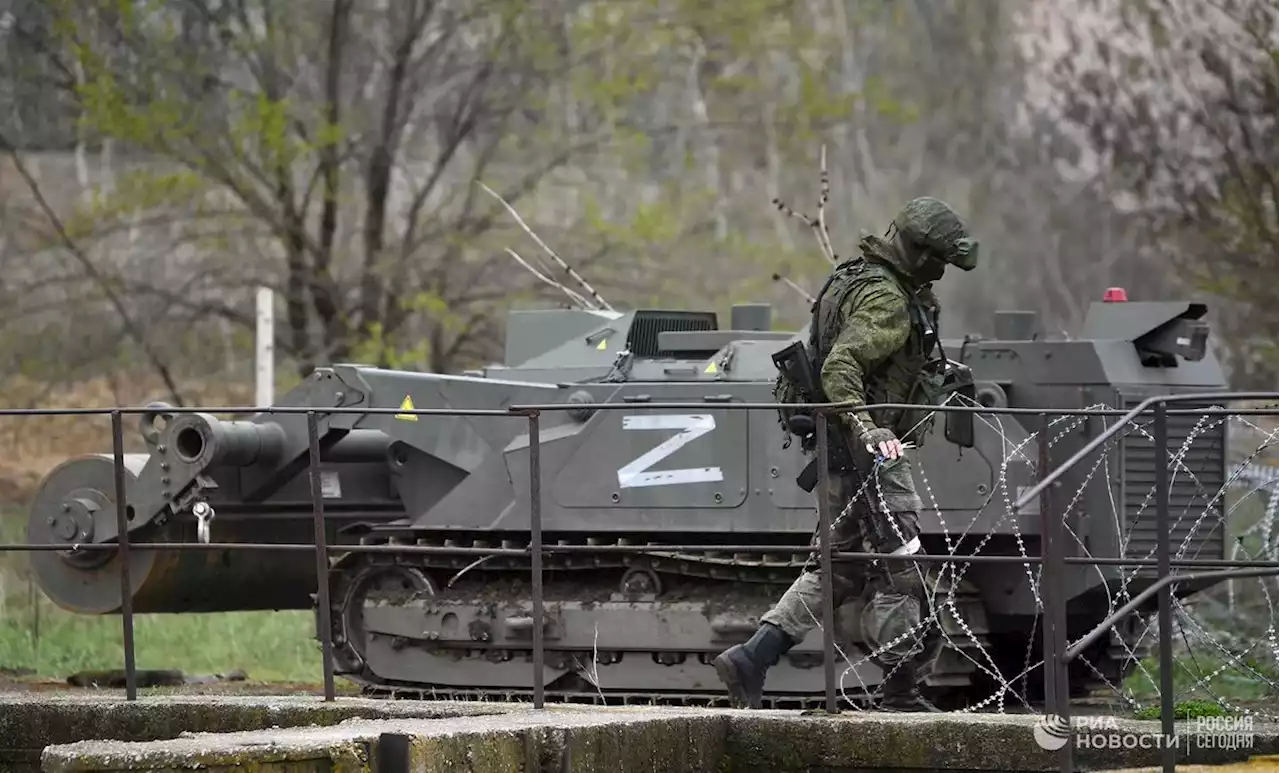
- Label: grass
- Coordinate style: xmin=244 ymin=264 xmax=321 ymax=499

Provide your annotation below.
xmin=0 ymin=374 xmax=329 ymax=685
xmin=1121 ymin=648 xmax=1278 ymax=705
xmin=0 ymin=604 xmax=322 ymax=683
xmin=0 ymin=513 xmax=324 ymax=683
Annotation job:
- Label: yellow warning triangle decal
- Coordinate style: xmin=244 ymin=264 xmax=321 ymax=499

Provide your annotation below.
xmin=395 ymin=395 xmax=418 ymax=421
xmin=596 ymin=338 xmax=607 ymax=350
xmin=704 ymin=362 xmax=718 ymax=373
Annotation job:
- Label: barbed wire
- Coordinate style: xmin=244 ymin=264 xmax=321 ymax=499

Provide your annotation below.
xmin=786 ymin=398 xmax=1278 ymax=717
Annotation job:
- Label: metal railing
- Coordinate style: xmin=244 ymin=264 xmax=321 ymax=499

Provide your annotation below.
xmin=1 ymin=394 xmax=1277 ymax=773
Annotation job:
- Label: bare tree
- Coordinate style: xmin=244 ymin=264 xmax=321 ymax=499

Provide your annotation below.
xmin=4 ymin=0 xmax=624 ymax=380
xmin=1 ymin=0 xmax=1255 ymax=391
xmin=1017 ymin=0 xmax=1278 ymax=387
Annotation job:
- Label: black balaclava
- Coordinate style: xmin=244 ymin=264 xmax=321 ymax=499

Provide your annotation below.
xmin=890 ymin=226 xmax=947 ymax=286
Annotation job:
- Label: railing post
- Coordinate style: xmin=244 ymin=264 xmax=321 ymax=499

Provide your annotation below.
xmin=1038 ymin=412 xmax=1072 ymax=772
xmin=307 ymin=410 xmax=336 ymax=702
xmin=1154 ymin=401 xmax=1175 ymax=773
xmin=528 ymin=411 xmax=545 ymax=709
xmin=815 ymin=412 xmax=837 ymax=714
xmin=111 ymin=410 xmax=137 ymax=702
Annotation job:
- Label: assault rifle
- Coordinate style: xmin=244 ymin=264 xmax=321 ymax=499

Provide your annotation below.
xmin=771 ymin=340 xmax=855 ymax=493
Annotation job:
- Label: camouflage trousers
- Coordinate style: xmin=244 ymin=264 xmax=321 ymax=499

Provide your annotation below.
xmin=760 ymin=446 xmax=937 ymax=668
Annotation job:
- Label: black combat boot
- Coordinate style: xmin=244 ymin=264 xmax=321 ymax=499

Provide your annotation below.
xmin=713 ymin=622 xmax=794 ymax=709
xmin=879 ymin=661 xmax=941 ymax=712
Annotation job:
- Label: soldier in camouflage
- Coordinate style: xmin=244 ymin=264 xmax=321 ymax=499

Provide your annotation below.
xmin=714 ymin=196 xmax=979 ymax=712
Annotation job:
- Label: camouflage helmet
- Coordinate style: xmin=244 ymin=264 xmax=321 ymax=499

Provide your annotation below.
xmin=892 ymin=197 xmax=978 ymax=271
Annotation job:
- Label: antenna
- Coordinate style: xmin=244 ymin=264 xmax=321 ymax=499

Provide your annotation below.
xmin=477 ymin=181 xmax=614 ymax=313
xmin=503 ymin=248 xmax=592 ymax=310
xmin=771 ymin=144 xmax=838 ymax=266
xmin=772 ymin=272 xmax=816 ymax=304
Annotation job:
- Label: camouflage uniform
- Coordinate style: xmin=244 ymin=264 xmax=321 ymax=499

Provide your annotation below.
xmin=714 ymin=197 xmax=978 ymax=711
xmin=760 ymin=238 xmax=943 ymax=708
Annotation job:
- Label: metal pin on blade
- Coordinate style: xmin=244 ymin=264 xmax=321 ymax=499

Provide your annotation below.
xmin=193 ymin=502 xmax=215 ymax=544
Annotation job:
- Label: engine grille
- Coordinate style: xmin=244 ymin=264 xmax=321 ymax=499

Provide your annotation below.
xmin=1120 ymin=399 xmax=1227 ymax=561
xmin=626 ymin=310 xmax=717 ymax=358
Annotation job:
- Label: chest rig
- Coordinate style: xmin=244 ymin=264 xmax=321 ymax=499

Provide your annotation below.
xmin=771 ymin=257 xmax=976 ymax=492
xmin=811 ymin=258 xmax=940 ymax=436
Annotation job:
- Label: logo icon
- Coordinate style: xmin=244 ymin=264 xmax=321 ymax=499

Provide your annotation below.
xmin=1033 ymin=714 xmax=1072 ymax=751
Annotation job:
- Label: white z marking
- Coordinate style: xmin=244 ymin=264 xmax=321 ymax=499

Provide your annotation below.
xmin=616 ymin=414 xmax=725 ymax=489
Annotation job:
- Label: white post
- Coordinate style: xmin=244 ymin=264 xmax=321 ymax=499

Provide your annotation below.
xmin=255 ymin=286 xmax=275 ymax=408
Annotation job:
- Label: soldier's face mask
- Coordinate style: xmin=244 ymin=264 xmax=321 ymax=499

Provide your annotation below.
xmin=915 ymin=252 xmax=947 ymax=283
xmin=894 ymin=231 xmax=946 ymax=284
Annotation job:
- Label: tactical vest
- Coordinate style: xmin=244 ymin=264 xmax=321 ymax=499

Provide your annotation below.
xmin=808 ymin=258 xmax=941 ymax=445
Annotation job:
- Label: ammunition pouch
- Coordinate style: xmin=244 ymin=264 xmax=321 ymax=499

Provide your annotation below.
xmin=824 ymin=420 xmax=855 ymax=471
xmin=897 ymin=356 xmax=976 ymax=448
xmin=796 ymin=458 xmax=819 ymax=493
xmin=878 ymin=550 xmax=928 ymax=597
xmin=794 ymin=426 xmax=855 ymax=494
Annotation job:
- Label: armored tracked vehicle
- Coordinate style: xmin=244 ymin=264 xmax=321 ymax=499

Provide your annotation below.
xmin=26 ymin=294 xmax=1233 ymax=709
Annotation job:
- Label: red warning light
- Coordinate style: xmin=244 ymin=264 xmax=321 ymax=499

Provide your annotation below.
xmin=1102 ymin=287 xmax=1128 ymax=302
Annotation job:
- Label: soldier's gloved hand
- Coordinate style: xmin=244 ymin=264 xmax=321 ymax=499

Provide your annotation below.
xmin=861 ymin=427 xmax=905 ymax=461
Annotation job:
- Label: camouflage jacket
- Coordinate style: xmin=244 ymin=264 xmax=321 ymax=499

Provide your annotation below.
xmin=812 ymin=234 xmax=940 ymax=445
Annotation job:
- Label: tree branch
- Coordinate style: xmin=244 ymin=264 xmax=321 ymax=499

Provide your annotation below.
xmin=0 ymin=131 xmax=187 ymax=405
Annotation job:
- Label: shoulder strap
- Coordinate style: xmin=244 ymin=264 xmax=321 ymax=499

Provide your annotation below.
xmin=907 ymin=295 xmax=940 ymax=356
xmin=807 ymin=259 xmax=870 ymax=385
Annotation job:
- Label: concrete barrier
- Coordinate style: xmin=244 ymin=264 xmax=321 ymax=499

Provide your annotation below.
xmin=0 ymin=694 xmax=509 ymax=772
xmin=3 ymin=694 xmax=1275 ymax=773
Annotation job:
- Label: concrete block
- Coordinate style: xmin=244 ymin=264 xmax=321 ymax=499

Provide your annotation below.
xmin=18 ymin=696 xmax=1280 ymax=773
xmin=723 ymin=711 xmax=1280 ymax=772
xmin=0 ymin=694 xmax=507 ymax=773
xmin=38 ymin=707 xmax=726 ymax=773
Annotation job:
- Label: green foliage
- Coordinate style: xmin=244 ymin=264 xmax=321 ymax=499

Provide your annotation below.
xmin=348 ymin=322 xmax=428 ymax=371
xmin=1133 ymin=699 xmax=1233 ymax=720
xmin=228 ymin=92 xmax=300 ymax=171
xmin=346 ymin=293 xmax=468 ymax=370
xmin=563 ymin=0 xmax=902 ymax=149
xmin=584 ymin=194 xmax=684 ymax=249
xmin=861 ymin=75 xmax=921 ymax=124
xmin=60 ymin=169 xmax=209 ymax=241
xmin=1122 ymin=649 xmax=1278 ymax=705
xmin=15 ymin=0 xmax=972 ymax=385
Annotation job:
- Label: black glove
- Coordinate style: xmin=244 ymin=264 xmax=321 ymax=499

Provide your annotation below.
xmin=860 ymin=426 xmax=905 ymax=461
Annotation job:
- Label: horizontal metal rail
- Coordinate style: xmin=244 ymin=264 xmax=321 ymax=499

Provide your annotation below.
xmin=509 ymin=400 xmax=1277 ymax=417
xmin=0 ymin=402 xmax=1273 ymax=418
xmin=1063 ymin=566 xmax=1280 ymax=662
xmin=0 ymin=391 xmax=1273 ymax=773
xmin=4 ymin=540 xmax=1276 ymax=569
xmin=1012 ymin=390 xmax=1279 ymax=512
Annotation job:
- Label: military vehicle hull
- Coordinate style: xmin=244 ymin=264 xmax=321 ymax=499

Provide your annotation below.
xmin=25 ymin=300 xmax=1238 ymax=709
